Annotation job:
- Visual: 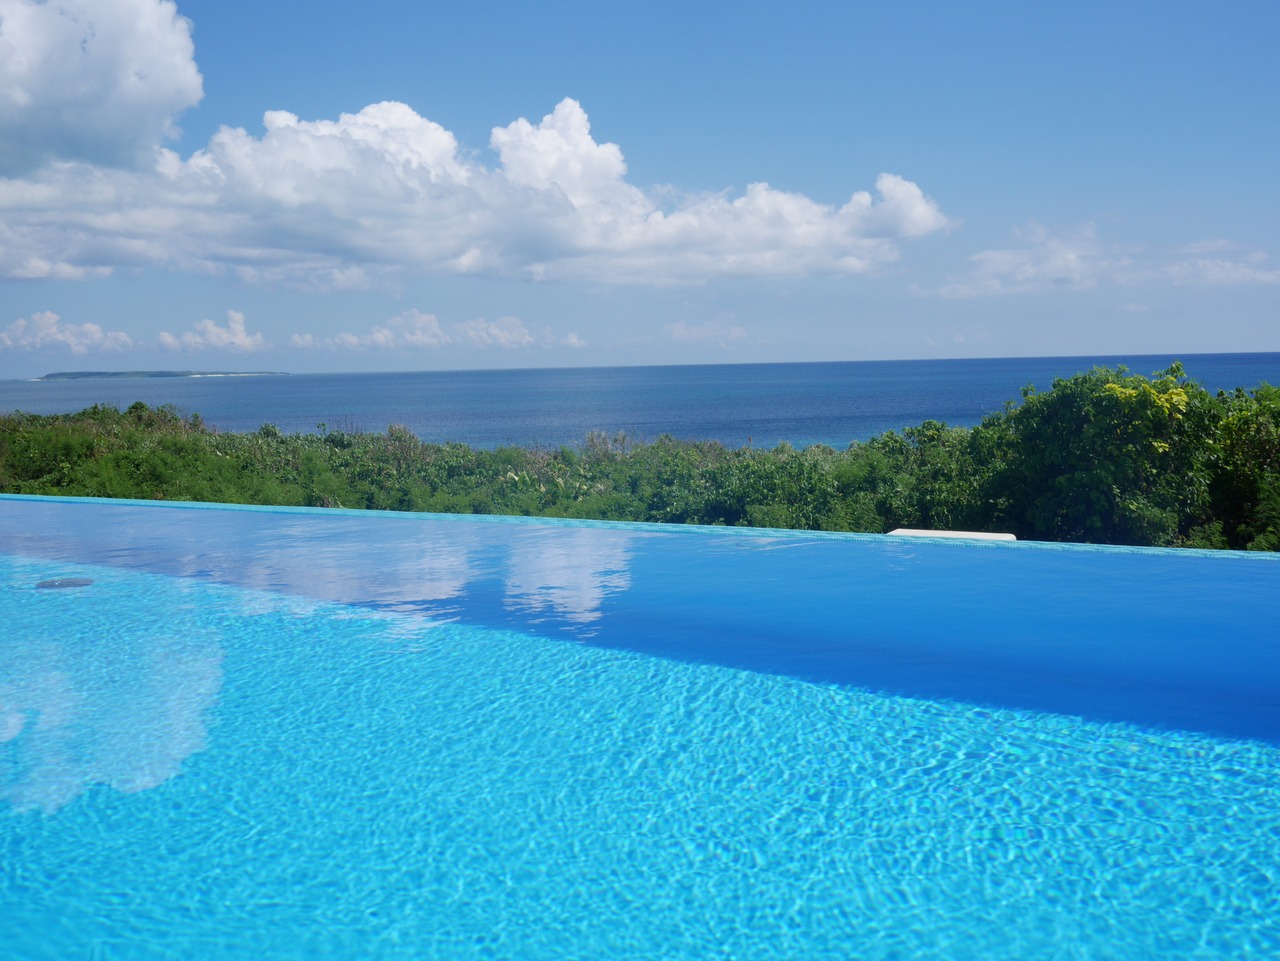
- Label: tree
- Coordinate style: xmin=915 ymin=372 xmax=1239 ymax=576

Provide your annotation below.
xmin=1212 ymin=384 xmax=1280 ymax=549
xmin=975 ymin=364 xmax=1219 ymax=545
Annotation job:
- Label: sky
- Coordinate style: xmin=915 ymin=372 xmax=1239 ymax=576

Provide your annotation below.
xmin=0 ymin=0 xmax=1277 ymax=377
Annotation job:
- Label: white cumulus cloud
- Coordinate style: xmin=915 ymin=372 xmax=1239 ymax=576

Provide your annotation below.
xmin=492 ymin=98 xmax=640 ymax=212
xmin=0 ymin=0 xmax=202 ymax=175
xmin=1 ymin=310 xmax=132 ymax=353
xmin=158 ymin=310 xmax=269 ymax=351
xmin=0 ymin=64 xmax=951 ymax=286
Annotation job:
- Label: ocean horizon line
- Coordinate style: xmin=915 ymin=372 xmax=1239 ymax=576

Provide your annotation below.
xmin=5 ymin=352 xmax=1279 ymax=451
xmin=11 ymin=348 xmax=1279 ymax=385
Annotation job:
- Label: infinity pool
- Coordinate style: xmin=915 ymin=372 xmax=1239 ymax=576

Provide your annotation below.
xmin=2 ymin=495 xmax=1278 ymax=959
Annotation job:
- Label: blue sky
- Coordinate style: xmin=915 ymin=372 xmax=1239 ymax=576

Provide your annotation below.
xmin=1 ymin=0 xmax=1276 ymax=377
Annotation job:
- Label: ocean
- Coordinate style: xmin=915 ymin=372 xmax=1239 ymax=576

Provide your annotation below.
xmin=2 ymin=353 xmax=1278 ymax=450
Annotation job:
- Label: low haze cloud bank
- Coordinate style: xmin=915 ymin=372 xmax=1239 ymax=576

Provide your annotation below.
xmin=937 ymin=224 xmax=1280 ymax=299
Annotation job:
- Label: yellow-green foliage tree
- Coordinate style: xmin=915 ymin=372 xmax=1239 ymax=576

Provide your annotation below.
xmin=972 ymin=364 xmax=1222 ymax=545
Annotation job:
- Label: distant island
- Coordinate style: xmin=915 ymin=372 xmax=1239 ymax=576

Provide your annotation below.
xmin=37 ymin=371 xmax=288 ymax=381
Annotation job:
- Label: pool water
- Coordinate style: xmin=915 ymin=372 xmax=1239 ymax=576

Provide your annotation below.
xmin=2 ymin=496 xmax=1278 ymax=959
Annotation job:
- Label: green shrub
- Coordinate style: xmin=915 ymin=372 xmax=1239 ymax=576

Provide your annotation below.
xmin=3 ymin=376 xmax=1277 ymax=551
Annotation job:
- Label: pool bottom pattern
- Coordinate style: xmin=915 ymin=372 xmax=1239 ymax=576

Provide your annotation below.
xmin=3 ymin=554 xmax=1277 ymax=960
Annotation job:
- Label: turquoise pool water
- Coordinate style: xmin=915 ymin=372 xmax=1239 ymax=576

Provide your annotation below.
xmin=2 ymin=496 xmax=1278 ymax=959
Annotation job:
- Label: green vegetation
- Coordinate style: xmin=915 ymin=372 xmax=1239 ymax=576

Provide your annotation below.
xmin=3 ymin=365 xmax=1278 ymax=550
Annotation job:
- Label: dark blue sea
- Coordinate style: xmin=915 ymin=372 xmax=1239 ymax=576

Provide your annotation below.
xmin=2 ymin=354 xmax=1277 ymax=450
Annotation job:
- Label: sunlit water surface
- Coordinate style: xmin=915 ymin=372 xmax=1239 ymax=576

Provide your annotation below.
xmin=2 ymin=496 xmax=1278 ymax=960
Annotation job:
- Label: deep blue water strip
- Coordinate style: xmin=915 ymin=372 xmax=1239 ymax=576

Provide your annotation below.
xmin=3 ymin=353 xmax=1278 ymax=448
xmin=2 ymin=495 xmax=1277 ymax=743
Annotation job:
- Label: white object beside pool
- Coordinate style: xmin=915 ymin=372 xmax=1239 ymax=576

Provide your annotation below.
xmin=889 ymin=527 xmax=1017 ymax=540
